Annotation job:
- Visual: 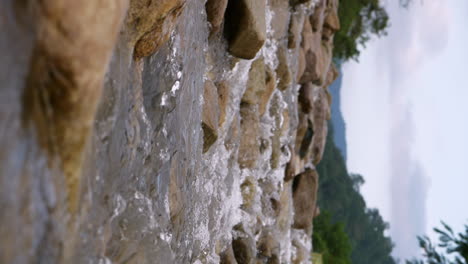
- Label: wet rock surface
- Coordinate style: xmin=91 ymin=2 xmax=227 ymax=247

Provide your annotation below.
xmin=0 ymin=0 xmax=341 ymax=263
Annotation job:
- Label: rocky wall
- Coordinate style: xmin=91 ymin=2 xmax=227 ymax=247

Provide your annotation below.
xmin=0 ymin=0 xmax=339 ymax=263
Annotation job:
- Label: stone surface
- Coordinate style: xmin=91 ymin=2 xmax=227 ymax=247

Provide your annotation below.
xmin=202 ymin=80 xmax=220 ymax=152
xmin=292 ymin=169 xmax=318 ymax=232
xmin=217 ymin=81 xmax=230 ymax=126
xmin=297 ymin=48 xmax=306 ymax=81
xmin=288 ymin=15 xmax=300 ymax=49
xmin=238 ymin=104 xmax=260 ymax=169
xmin=206 ymin=0 xmax=229 ymax=34
xmin=276 ymin=47 xmax=292 ymax=91
xmin=232 ymin=236 xmax=256 ymax=264
xmin=127 ymin=0 xmax=186 ymax=59
xmin=270 ymin=0 xmax=291 ymax=39
xmin=220 ymin=244 xmax=239 ymax=264
xmin=242 ymin=58 xmax=266 ymax=105
xmin=310 ymin=85 xmax=329 ymax=165
xmin=261 ymin=67 xmax=277 ymax=115
xmin=301 ymin=18 xmax=314 ymax=52
xmin=225 ymin=0 xmax=267 ymax=59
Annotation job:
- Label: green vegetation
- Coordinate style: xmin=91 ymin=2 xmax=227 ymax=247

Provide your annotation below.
xmin=313 ymin=211 xmax=352 ymax=264
xmin=334 ymin=0 xmax=389 ymax=61
xmin=406 ymin=222 xmax=468 ymax=264
xmin=313 ymin=124 xmax=396 ymax=264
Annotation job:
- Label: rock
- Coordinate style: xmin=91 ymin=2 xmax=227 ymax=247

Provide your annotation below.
xmin=260 ymin=67 xmax=277 ymax=115
xmin=298 ymin=82 xmax=313 ymax=113
xmin=242 ymin=58 xmax=266 ymax=105
xmin=257 ymin=230 xmax=279 ymax=258
xmin=169 ymin=153 xmax=183 ymax=223
xmin=275 ymin=47 xmax=292 ymax=91
xmin=225 ymin=116 xmax=240 ymax=151
xmin=217 ymin=81 xmax=230 ymax=126
xmin=225 ymin=0 xmax=267 ymax=59
xmin=287 ymin=15 xmax=300 ymax=49
xmin=292 ymin=169 xmax=318 ymax=232
xmin=290 ymin=0 xmax=312 ymax=6
xmin=241 ymin=177 xmax=257 ymax=212
xmin=299 ymin=43 xmax=332 ymax=86
xmin=22 ymin=0 xmax=128 ymax=215
xmin=325 ymin=62 xmax=339 ymax=87
xmin=310 ymin=0 xmax=326 ymax=32
xmin=310 ymin=85 xmax=329 ymax=165
xmin=220 ymin=244 xmax=238 ymax=264
xmin=270 ymin=0 xmax=291 ymax=39
xmin=238 ymin=104 xmax=260 ymax=169
xmin=322 ymin=0 xmax=340 ymax=41
xmin=205 ymin=0 xmax=229 ymax=34
xmin=296 ymin=48 xmax=306 ymax=81
xmin=127 ymin=0 xmax=186 ymax=59
xmin=232 ymin=236 xmax=256 ymax=264
xmin=202 ymin=80 xmax=220 ymax=153
xmin=301 ymin=18 xmax=313 ymax=52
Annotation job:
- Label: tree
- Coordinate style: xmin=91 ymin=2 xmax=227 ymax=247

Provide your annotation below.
xmin=313 ymin=211 xmax=352 ymax=264
xmin=334 ymin=0 xmax=390 ymax=61
xmin=406 ymin=222 xmax=468 ymax=264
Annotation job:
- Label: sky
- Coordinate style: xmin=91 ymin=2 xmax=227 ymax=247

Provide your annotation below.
xmin=341 ymin=0 xmax=468 ymax=261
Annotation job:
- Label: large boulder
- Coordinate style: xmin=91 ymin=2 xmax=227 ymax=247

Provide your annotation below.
xmin=322 ymin=0 xmax=340 ymax=41
xmin=292 ymin=169 xmax=318 ymax=232
xmin=225 ymin=0 xmax=267 ymax=59
xmin=242 ymin=58 xmax=266 ymax=105
xmin=309 ymin=85 xmax=329 ymax=165
xmin=205 ymin=0 xmax=229 ymax=34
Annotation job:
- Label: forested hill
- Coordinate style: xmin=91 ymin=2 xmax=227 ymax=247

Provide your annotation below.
xmin=329 ymin=66 xmax=347 ymax=161
xmin=314 ymin=124 xmax=396 ymax=264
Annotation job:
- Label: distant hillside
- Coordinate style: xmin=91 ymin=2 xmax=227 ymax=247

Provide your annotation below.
xmin=329 ymin=66 xmax=347 ymax=161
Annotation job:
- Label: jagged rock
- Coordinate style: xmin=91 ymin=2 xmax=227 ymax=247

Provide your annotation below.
xmin=270 ymin=0 xmax=291 ymax=39
xmin=310 ymin=0 xmax=326 ymax=32
xmin=206 ymin=0 xmax=228 ymax=34
xmin=127 ymin=0 xmax=186 ymax=59
xmin=217 ymin=81 xmax=230 ymax=126
xmin=299 ymin=43 xmax=332 ymax=86
xmin=322 ymin=0 xmax=340 ymax=41
xmin=238 ymin=104 xmax=260 ymax=168
xmin=202 ymin=80 xmax=220 ymax=153
xmin=220 ymin=244 xmax=238 ymax=264
xmin=301 ymin=18 xmax=313 ymax=52
xmin=225 ymin=0 xmax=267 ymax=59
xmin=291 ymin=237 xmax=310 ymax=264
xmin=325 ymin=62 xmax=339 ymax=87
xmin=310 ymin=85 xmax=329 ymax=165
xmin=298 ymin=82 xmax=313 ymax=113
xmin=242 ymin=58 xmax=266 ymax=105
xmin=287 ymin=15 xmax=300 ymax=49
xmin=276 ymin=47 xmax=292 ymax=91
xmin=297 ymin=48 xmax=306 ymax=81
xmin=292 ymin=169 xmax=318 ymax=232
xmin=232 ymin=236 xmax=256 ymax=264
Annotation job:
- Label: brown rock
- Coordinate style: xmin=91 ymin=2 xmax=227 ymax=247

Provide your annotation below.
xmin=275 ymin=47 xmax=292 ymax=91
xmin=301 ymin=18 xmax=313 ymax=52
xmin=240 ymin=177 xmax=257 ymax=211
xmin=288 ymin=15 xmax=300 ymax=49
xmin=291 ymin=0 xmax=312 ymax=6
xmin=325 ymin=62 xmax=339 ymax=87
xmin=309 ymin=85 xmax=329 ymax=165
xmin=292 ymin=169 xmax=318 ymax=232
xmin=217 ymin=81 xmax=230 ymax=126
xmin=310 ymin=0 xmax=326 ymax=32
xmin=257 ymin=230 xmax=279 ymax=258
xmin=270 ymin=0 xmax=290 ymax=39
xmin=238 ymin=104 xmax=260 ymax=168
xmin=220 ymin=244 xmax=238 ymax=264
xmin=225 ymin=0 xmax=267 ymax=59
xmin=299 ymin=43 xmax=332 ymax=86
xmin=260 ymin=67 xmax=277 ymax=115
xmin=206 ymin=0 xmax=228 ymax=34
xmin=232 ymin=236 xmax=256 ymax=264
xmin=202 ymin=80 xmax=220 ymax=153
xmin=169 ymin=153 xmax=183 ymax=223
xmin=22 ymin=0 xmax=128 ymax=215
xmin=296 ymin=48 xmax=306 ymax=81
xmin=127 ymin=0 xmax=186 ymax=59
xmin=242 ymin=58 xmax=266 ymax=105
xmin=323 ymin=0 xmax=340 ymax=41
xmin=225 ymin=116 xmax=240 ymax=151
